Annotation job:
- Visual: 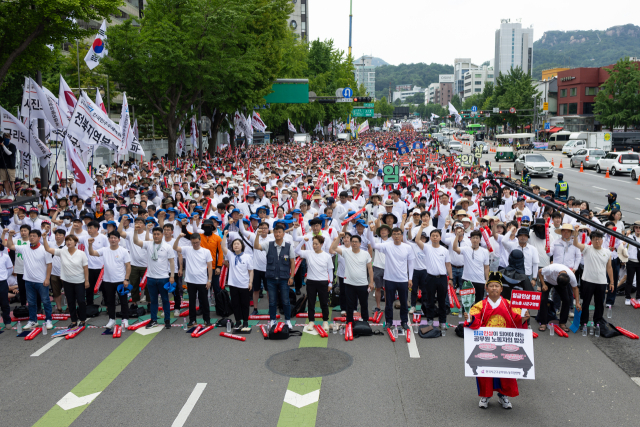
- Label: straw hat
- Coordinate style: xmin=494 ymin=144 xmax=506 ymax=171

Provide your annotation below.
xmin=618 ymin=245 xmax=629 ymax=263
xmin=554 ymin=223 xmax=576 ymax=235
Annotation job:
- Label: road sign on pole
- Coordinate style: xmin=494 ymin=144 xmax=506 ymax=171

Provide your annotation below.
xmin=509 ymin=107 xmax=516 ymax=114
xmin=335 ymin=88 xmax=344 ymax=97
xmin=544 ymin=122 xmax=550 ymax=130
xmin=352 ymin=108 xmax=374 ymax=117
xmin=493 ymin=108 xmax=499 ymax=113
xmin=543 ymin=102 xmax=549 ymax=111
xmin=342 ymin=87 xmax=353 ymax=98
xmin=471 ymin=106 xmax=477 ymax=112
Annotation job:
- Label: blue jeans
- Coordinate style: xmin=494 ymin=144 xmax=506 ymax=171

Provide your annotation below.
xmin=26 ymin=281 xmax=52 ymax=322
xmin=267 ymin=278 xmax=291 ymax=321
xmin=385 ymin=280 xmax=409 ymax=323
xmin=147 ymin=277 xmax=170 ymax=323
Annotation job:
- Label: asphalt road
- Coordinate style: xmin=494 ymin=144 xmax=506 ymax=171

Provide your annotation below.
xmin=3 ymin=289 xmax=640 ymax=427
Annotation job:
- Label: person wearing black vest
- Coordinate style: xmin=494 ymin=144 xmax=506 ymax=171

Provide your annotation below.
xmin=254 ymin=224 xmax=296 ymax=328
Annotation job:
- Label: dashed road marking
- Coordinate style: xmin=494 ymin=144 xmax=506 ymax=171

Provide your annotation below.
xmin=172 ymin=383 xmax=207 ymax=427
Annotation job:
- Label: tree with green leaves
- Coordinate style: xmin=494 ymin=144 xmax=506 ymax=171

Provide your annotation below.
xmin=0 ymin=0 xmax=121 ymax=88
xmin=450 ymin=94 xmax=462 ymax=111
xmin=482 ymin=68 xmax=539 ymax=132
xmin=105 ymin=0 xmax=292 ymax=160
xmin=594 ymin=57 xmax=640 ymax=131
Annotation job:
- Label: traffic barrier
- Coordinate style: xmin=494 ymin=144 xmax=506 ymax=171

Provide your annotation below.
xmin=615 ymin=326 xmax=639 ymax=339
xmin=314 ymin=324 xmax=328 ymax=337
xmin=296 ymin=313 xmax=322 ymax=318
xmin=193 ymin=325 xmax=215 ymax=337
xmin=249 ymin=314 xmax=280 ymax=320
xmin=386 ymin=327 xmax=396 ymax=342
xmin=259 ymin=324 xmax=268 ymax=338
xmin=219 ymin=332 xmax=246 ymax=341
xmin=113 ymin=325 xmax=122 ymax=338
xmin=24 ymin=327 xmax=43 ymax=341
xmin=127 ymin=319 xmax=151 ymax=330
xmin=66 ymin=325 xmax=85 ymax=339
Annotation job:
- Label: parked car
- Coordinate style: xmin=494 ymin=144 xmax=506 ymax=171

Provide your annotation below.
xmin=448 ymin=141 xmax=462 ymax=153
xmin=632 ymin=164 xmax=640 ymax=182
xmin=595 ymin=152 xmax=640 ymax=175
xmin=514 ymin=153 xmax=554 ymax=177
xmin=570 ymin=149 xmax=606 ymax=169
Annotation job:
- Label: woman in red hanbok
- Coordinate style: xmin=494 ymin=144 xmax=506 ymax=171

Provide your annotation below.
xmin=464 ymin=272 xmax=530 ymax=409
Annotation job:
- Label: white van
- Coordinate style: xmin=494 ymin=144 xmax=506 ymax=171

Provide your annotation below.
xmin=548 ymin=131 xmax=572 ymax=151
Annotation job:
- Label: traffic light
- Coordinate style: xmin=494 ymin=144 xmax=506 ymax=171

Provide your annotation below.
xmin=353 ymin=97 xmax=371 ymax=103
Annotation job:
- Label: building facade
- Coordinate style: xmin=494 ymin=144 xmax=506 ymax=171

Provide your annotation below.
xmin=461 ymin=66 xmax=494 ymax=102
xmin=541 ymin=67 xmax=569 ymax=81
xmin=392 ymin=86 xmax=423 ymax=103
xmin=354 ymin=55 xmax=376 ymax=98
xmin=453 ymin=58 xmax=477 ymax=99
xmin=425 ymin=83 xmax=439 ymax=105
xmin=494 ymin=19 xmax=533 ymax=77
xmin=288 ymin=0 xmax=309 ymax=41
xmin=556 ymin=67 xmax=608 ymax=117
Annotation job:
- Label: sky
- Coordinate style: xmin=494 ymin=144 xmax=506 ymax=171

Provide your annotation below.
xmin=308 ymin=0 xmax=640 ymax=66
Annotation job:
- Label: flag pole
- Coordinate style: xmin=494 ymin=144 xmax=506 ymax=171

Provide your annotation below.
xmin=76 ymin=41 xmax=81 ymax=97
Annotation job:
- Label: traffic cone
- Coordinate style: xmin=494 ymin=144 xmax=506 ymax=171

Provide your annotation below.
xmin=551 ymin=158 xmax=555 ymax=166
xmin=580 ymin=162 xmax=584 ymax=172
xmin=605 ymin=168 xmax=610 ymax=178
xmin=559 ymin=159 xmax=563 ymax=168
xmin=636 ymin=174 xmax=640 ymax=185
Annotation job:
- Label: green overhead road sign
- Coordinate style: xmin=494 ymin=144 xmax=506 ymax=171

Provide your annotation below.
xmin=264 ymin=82 xmax=309 ymax=103
xmin=351 ymin=108 xmax=374 ymax=117
xmin=363 ymin=103 xmax=374 ymax=108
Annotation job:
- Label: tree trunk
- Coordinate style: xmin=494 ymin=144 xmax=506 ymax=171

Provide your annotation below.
xmin=207 ymin=111 xmax=226 ymax=156
xmin=167 ymin=119 xmax=178 ymax=161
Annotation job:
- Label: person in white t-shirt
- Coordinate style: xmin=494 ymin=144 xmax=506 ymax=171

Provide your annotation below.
xmin=74 ymin=220 xmax=109 ymax=307
xmin=133 ymin=222 xmax=176 ymax=329
xmin=43 ymin=234 xmax=89 ymax=327
xmin=89 ymin=231 xmax=132 ymax=329
xmin=330 ymin=232 xmax=373 ymax=328
xmin=6 ymin=228 xmax=53 ymax=330
xmin=453 ymin=229 xmax=490 ymax=304
xmin=222 ymin=230 xmax=253 ymax=329
xmin=118 ymin=217 xmax=149 ymax=308
xmin=173 ymin=233 xmax=213 ymax=327
xmin=0 ymin=235 xmax=13 ymax=329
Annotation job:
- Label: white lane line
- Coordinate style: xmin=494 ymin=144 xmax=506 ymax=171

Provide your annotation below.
xmin=172 ymin=383 xmax=207 ymax=427
xmin=592 ymin=186 xmax=607 ymax=190
xmin=636 ymin=198 xmax=640 ymax=202
xmin=407 ymin=329 xmax=420 ymax=358
xmin=30 ymin=338 xmax=62 ymax=357
xmin=554 ymin=167 xmax=632 ymax=184
xmin=632 ymin=377 xmax=640 ymax=387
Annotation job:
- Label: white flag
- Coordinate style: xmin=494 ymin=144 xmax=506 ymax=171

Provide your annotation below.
xmin=20 ymin=150 xmax=31 ymax=181
xmin=96 ymin=89 xmax=106 ymax=113
xmin=133 ymin=119 xmax=139 ymax=141
xmin=358 ymin=120 xmax=370 ymax=134
xmin=176 ymin=126 xmax=186 ymax=156
xmin=243 ymin=113 xmax=253 ymax=141
xmin=119 ymin=93 xmax=144 ymax=157
xmin=251 ymin=111 xmax=267 ymax=132
xmin=84 ymin=20 xmax=107 ymax=70
xmin=0 ymin=107 xmax=51 ymax=167
xmin=447 ymin=102 xmax=459 ymax=116
xmin=20 ymin=77 xmax=46 ymax=121
xmin=430 ymin=113 xmax=440 ymax=121
xmin=233 ymin=111 xmax=244 ymax=136
xmin=23 ymin=77 xmax=69 ymax=129
xmin=67 ymin=91 xmax=121 ymax=150
xmin=190 ymin=115 xmax=198 ymax=149
xmin=64 ymin=134 xmax=94 ymax=199
xmin=287 ymin=119 xmax=297 ymax=133
xmin=58 ymin=75 xmax=77 ymax=119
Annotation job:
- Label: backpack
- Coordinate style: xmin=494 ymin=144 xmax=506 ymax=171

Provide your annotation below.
xmin=268 ymin=323 xmax=302 ymax=340
xmin=13 ymin=306 xmax=29 ymax=318
xmin=598 ymin=320 xmax=622 ymax=338
xmin=418 ymin=325 xmax=442 ymax=338
xmin=352 ymin=320 xmax=373 ymax=337
xmin=291 ymin=293 xmax=308 ymax=317
xmin=215 ymin=290 xmax=233 ymax=318
xmin=86 ymin=304 xmax=101 ymax=318
xmin=329 ymin=290 xmax=340 ymax=307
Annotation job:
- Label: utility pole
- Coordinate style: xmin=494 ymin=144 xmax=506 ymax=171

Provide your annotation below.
xmin=348 ymin=0 xmax=353 ymax=57
xmin=36 ymin=71 xmax=49 ymax=189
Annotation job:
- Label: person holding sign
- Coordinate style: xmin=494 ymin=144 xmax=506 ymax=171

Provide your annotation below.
xmin=463 ymin=272 xmax=530 ymax=409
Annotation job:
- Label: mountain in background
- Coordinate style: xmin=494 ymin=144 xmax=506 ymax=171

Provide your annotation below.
xmin=374 ymin=62 xmax=454 ymax=100
xmin=532 ymin=24 xmax=640 ymax=79
xmin=356 ymin=56 xmax=389 ymax=67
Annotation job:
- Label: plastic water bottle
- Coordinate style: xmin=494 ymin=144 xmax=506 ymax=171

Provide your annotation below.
xmin=183 ymin=318 xmax=187 ymax=330
xmin=607 ymin=305 xmax=612 ymax=319
xmin=332 ymin=321 xmax=337 ymax=334
xmin=393 ymin=325 xmax=398 ymax=338
xmin=226 ymin=319 xmax=231 ymax=333
xmin=549 ymin=324 xmax=554 ymax=336
xmin=16 ymin=321 xmax=22 ymax=334
xmin=582 ymin=324 xmax=588 ymax=337
xmin=441 ymin=324 xmax=447 ymax=337
xmin=42 ymin=323 xmax=47 ymax=335
xmin=413 ymin=323 xmax=419 ymax=334
xmin=595 ymin=324 xmax=600 ymax=337
xmin=589 ymin=324 xmax=594 ymax=336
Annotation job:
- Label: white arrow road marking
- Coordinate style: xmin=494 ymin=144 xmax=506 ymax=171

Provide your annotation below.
xmin=171 ymin=383 xmax=207 ymax=427
xmin=31 ymin=338 xmax=62 ymax=357
xmin=135 ymin=325 xmax=164 ymax=336
xmin=57 ymin=392 xmax=101 ymax=411
xmin=283 ymin=390 xmax=320 ymax=409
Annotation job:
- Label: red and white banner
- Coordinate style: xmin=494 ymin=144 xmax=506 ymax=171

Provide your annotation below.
xmin=510 ymin=290 xmax=542 ymax=310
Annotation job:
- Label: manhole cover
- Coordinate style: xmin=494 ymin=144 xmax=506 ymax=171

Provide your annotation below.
xmin=266 ymin=348 xmax=352 ymax=378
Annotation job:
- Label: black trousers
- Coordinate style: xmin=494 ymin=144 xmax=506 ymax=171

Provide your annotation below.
xmin=102 ymin=281 xmax=129 ymax=320
xmin=425 ymin=273 xmax=448 ymax=322
xmin=0 ymin=279 xmax=11 ymax=325
xmin=626 ymin=260 xmax=640 ymax=299
xmin=229 ymin=285 xmax=250 ymax=323
xmin=294 ymin=259 xmax=307 ymax=291
xmin=306 ymin=279 xmax=329 ymax=321
xmin=63 ymin=280 xmax=87 ymax=322
xmin=338 ymin=277 xmax=348 ymax=311
xmin=173 ymin=273 xmax=183 ymax=309
xmin=252 ymin=270 xmax=267 ymax=293
xmin=538 ymin=283 xmax=571 ymax=325
xmin=17 ymin=273 xmax=27 ymax=306
xmin=411 ymin=269 xmax=428 ymax=308
xmin=187 ymin=282 xmax=210 ymax=323
xmin=345 ymin=284 xmax=369 ymax=323
xmin=471 ymin=281 xmax=485 ymax=304
xmin=86 ymin=268 xmax=102 ymax=306
xmin=580 ymin=280 xmax=606 ymax=325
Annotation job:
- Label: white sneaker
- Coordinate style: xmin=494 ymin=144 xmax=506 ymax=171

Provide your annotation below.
xmin=105 ymin=319 xmax=116 ymax=329
xmin=625 ymin=299 xmax=631 ymax=306
xmin=122 ymin=319 xmax=129 ymax=329
xmin=23 ymin=320 xmax=38 ymax=330
xmin=323 ymin=321 xmax=329 ymax=331
xmin=270 ymin=320 xmax=277 ymax=328
xmin=173 ymin=309 xmax=180 ymax=317
xmin=341 ymin=311 xmax=346 ymax=316
xmin=498 ymin=394 xmax=512 ymax=409
xmin=286 ymin=320 xmax=293 ymax=329
xmin=569 ymin=311 xmax=574 ymax=318
xmin=479 ymin=397 xmax=489 ymax=409
xmin=409 ymin=306 xmax=416 ymax=314
xmin=45 ymin=320 xmax=53 ymax=330
xmin=305 ymin=323 xmax=315 ymax=332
